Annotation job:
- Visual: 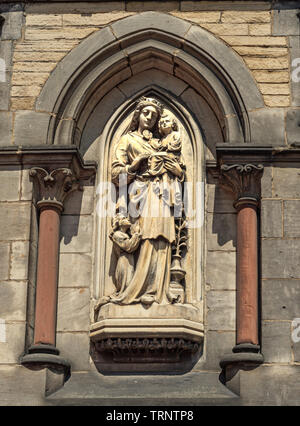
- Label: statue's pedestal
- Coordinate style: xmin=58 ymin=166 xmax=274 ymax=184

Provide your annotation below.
xmin=90 ymin=303 xmax=203 ymax=364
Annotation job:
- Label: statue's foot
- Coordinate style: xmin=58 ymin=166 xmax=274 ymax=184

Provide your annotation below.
xmin=140 ymin=294 xmax=155 ymax=305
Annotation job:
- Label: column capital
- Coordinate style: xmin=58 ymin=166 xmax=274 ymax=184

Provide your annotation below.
xmin=30 ymin=167 xmax=81 ymax=210
xmin=220 ymin=163 xmax=264 ymax=204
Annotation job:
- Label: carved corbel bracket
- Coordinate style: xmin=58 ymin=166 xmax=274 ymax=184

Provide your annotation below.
xmin=29 ymin=167 xmax=82 ymax=211
xmin=219 ymin=164 xmax=264 ymax=205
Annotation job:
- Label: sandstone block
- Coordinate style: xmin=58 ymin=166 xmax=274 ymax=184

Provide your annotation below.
xmin=59 ymin=253 xmax=92 ymax=288
xmin=203 ymin=331 xmax=235 ymax=370
xmin=252 ymin=70 xmax=289 ymax=83
xmin=60 ymin=215 xmax=93 ymax=253
xmin=200 ymin=23 xmax=248 ymax=35
xmin=206 ymin=251 xmax=236 ymax=290
xmin=273 ymin=166 xmax=300 ymax=199
xmin=10 ymin=97 xmax=36 ymax=111
xmin=0 ymin=168 xmax=20 ymax=201
xmin=171 ymin=11 xmax=221 ymax=23
xmin=262 ymin=279 xmax=300 ymax=320
xmin=10 ymin=241 xmax=29 ymax=281
xmin=233 ymin=46 xmax=288 ymax=57
xmin=263 ymin=95 xmax=290 ymax=107
xmin=57 ymin=288 xmax=90 ymax=332
xmin=206 ymin=290 xmax=236 ymax=331
xmin=56 ymin=332 xmax=90 ymax=371
xmin=0 ymin=243 xmax=10 ymax=280
xmin=126 ymin=1 xmax=178 ymax=12
xmin=62 ymin=12 xmax=133 ymax=26
xmin=262 ymin=321 xmax=292 ymax=363
xmin=13 ymin=62 xmax=56 ymax=72
xmin=11 ymin=72 xmax=49 ymax=87
xmin=13 ymin=51 xmax=67 ymax=62
xmin=244 ymin=57 xmax=289 ymax=70
xmin=26 ymin=14 xmax=62 ymax=27
xmin=258 ymin=83 xmax=290 ymax=95
xmin=0 ymin=112 xmax=13 ymax=146
xmin=262 ymin=239 xmax=300 ymax=279
xmin=0 ymin=281 xmax=27 ymax=321
xmin=284 ymin=201 xmax=300 ymax=238
xmin=25 ymin=27 xmax=98 ymax=41
xmin=0 ymin=203 xmax=31 ymax=241
xmin=261 ymin=200 xmax=282 ymax=238
xmin=221 ymin=11 xmax=270 ymax=23
xmin=220 ymin=36 xmax=287 ymax=46
xmin=11 ymin=86 xmax=41 ymax=98
xmin=63 ymin=185 xmax=94 ymax=215
xmin=0 ymin=323 xmax=26 ymax=364
xmin=206 ymin=213 xmax=236 ymax=251
xmin=249 ymin=23 xmax=271 ymax=35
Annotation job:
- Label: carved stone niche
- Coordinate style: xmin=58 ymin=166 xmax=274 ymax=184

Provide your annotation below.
xmin=90 ymin=95 xmax=204 ymax=368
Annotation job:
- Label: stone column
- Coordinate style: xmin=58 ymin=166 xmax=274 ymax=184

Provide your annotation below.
xmin=219 ymin=164 xmax=264 ymax=369
xmin=21 ymin=167 xmax=81 ymax=380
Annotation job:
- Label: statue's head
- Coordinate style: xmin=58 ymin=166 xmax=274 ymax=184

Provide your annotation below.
xmin=158 ymin=113 xmax=178 ymax=136
xmin=128 ymin=97 xmax=164 ymax=136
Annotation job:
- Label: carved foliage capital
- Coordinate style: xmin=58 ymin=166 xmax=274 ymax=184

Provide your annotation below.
xmin=220 ymin=164 xmax=264 ymax=201
xmin=30 ymin=167 xmax=81 ymax=208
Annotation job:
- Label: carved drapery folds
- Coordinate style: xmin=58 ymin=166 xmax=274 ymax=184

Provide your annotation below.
xmin=91 ymin=96 xmax=204 ymax=367
xmin=219 ymin=163 xmax=264 ymax=371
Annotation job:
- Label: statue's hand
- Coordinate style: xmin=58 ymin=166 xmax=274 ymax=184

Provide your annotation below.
xmin=164 ymin=157 xmax=183 ymax=178
xmin=128 ymin=154 xmax=150 ymax=173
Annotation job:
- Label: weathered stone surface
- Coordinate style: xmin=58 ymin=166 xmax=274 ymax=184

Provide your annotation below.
xmin=10 ymin=97 xmax=36 ymax=110
xmin=248 ymin=108 xmax=285 ymax=145
xmin=0 ymin=168 xmax=20 ymax=201
xmin=0 ymin=112 xmax=13 ymax=146
xmin=0 ymin=40 xmax=13 ymax=110
xmin=20 ymin=169 xmax=33 ymax=201
xmin=262 ymin=321 xmax=292 ymax=363
xmin=283 ymin=201 xmax=300 ymax=237
xmin=14 ymin=111 xmax=51 ymax=146
xmin=56 ymin=288 xmax=90 ymax=332
xmin=26 ymin=13 xmax=63 ymax=27
xmin=200 ymin=23 xmax=248 ymax=35
xmin=0 ymin=323 xmax=26 ymax=364
xmin=0 ymin=281 xmax=27 ymax=321
xmin=239 ymin=366 xmax=300 ymax=406
xmin=261 ymin=165 xmax=272 ymax=198
xmin=262 ymin=239 xmax=300 ymax=279
xmin=202 ymin=331 xmax=235 ymax=370
xmin=0 ymin=203 xmax=31 ymax=240
xmin=220 ymin=36 xmax=287 ymax=47
xmin=63 ymin=186 xmax=94 ymax=216
xmin=261 ymin=200 xmax=282 ymax=238
xmin=171 ymin=11 xmax=221 ymax=23
xmin=290 ymin=36 xmax=300 ymax=107
xmin=181 ymin=2 xmax=270 ymax=12
xmin=56 ymin=332 xmax=90 ymax=371
xmin=258 ymin=83 xmax=289 ymax=95
xmin=273 ymin=9 xmax=300 ymax=36
xmin=0 ymin=11 xmax=24 ymax=40
xmin=262 ymin=279 xmax=300 ymax=320
xmin=206 ymin=213 xmax=236 ymax=251
xmin=221 ymin=11 xmax=270 ymax=23
xmin=62 ymin=11 xmax=133 ymax=26
xmin=244 ymin=56 xmax=289 ymax=70
xmin=58 ymin=254 xmax=92 ymax=288
xmin=60 ymin=215 xmax=93 ymax=254
xmin=286 ymin=109 xmax=300 ymax=144
xmin=206 ymin=251 xmax=236 ymax=290
xmin=263 ymin=95 xmax=290 ymax=107
xmin=249 ymin=23 xmax=271 ymax=36
xmin=206 ymin=290 xmax=236 ymax=331
xmin=207 ymin=181 xmax=236 ymax=213
xmin=252 ymin=70 xmax=289 ymax=83
xmin=126 ymin=1 xmax=178 ymax=12
xmin=0 ymin=365 xmax=46 ymax=406
xmin=0 ymin=243 xmax=10 ymax=280
xmin=26 ymin=1 xmax=126 ymax=14
xmin=273 ymin=166 xmax=300 ymax=198
xmin=25 ymin=27 xmax=98 ymax=41
xmin=10 ymin=241 xmax=29 ymax=280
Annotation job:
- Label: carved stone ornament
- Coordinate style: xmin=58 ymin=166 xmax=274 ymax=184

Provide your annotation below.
xmin=94 ymin=337 xmax=199 ymax=363
xmin=30 ymin=167 xmax=81 ymax=210
xmin=91 ymin=96 xmax=204 ymax=365
xmin=220 ymin=164 xmax=264 ymax=203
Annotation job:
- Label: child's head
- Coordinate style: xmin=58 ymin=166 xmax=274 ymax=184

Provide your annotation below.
xmin=111 ymin=214 xmax=131 ymax=231
xmin=158 ymin=113 xmax=178 ymax=136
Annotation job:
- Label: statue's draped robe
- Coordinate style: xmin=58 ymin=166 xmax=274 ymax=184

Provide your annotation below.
xmin=110 ymin=132 xmax=183 ymax=304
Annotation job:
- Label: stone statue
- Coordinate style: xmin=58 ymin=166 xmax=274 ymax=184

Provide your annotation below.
xmin=96 ymin=97 xmax=187 ymax=309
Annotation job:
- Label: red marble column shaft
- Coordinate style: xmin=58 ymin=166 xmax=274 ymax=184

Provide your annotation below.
xmin=236 ymin=200 xmax=259 ymax=345
xmin=34 ymin=204 xmax=61 ymax=346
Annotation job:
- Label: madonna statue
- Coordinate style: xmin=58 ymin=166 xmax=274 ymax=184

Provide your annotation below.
xmin=97 ymin=97 xmax=186 ymax=308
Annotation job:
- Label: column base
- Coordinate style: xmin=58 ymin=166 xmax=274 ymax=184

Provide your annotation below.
xmin=20 ymin=344 xmax=71 ymax=382
xmin=220 ymin=343 xmax=264 ymax=369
